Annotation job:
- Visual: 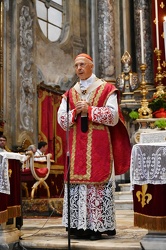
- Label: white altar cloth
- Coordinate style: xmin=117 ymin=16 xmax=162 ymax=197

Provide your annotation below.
xmin=0 ymin=152 xmax=25 ymax=195
xmin=130 ymin=142 xmax=166 ymax=190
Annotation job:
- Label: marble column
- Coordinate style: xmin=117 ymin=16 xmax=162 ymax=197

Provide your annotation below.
xmin=91 ymin=0 xmax=99 ymax=76
xmin=133 ymin=0 xmax=153 ymax=84
xmin=98 ymin=0 xmax=115 ymax=81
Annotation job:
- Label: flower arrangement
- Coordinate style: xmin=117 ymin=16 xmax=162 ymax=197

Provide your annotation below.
xmin=148 ymin=93 xmax=166 ymax=118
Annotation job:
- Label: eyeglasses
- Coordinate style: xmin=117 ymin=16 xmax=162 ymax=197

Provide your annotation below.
xmin=0 ymin=139 xmax=6 ymax=142
xmin=74 ymin=63 xmax=90 ymax=69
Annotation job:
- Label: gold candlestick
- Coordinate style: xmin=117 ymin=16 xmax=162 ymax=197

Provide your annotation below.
xmin=154 ymin=48 xmax=165 ymax=97
xmin=138 ymin=64 xmax=152 ymax=119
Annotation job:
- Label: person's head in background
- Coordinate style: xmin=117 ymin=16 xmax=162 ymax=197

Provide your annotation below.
xmin=27 ymin=144 xmax=37 ymax=154
xmin=38 ymin=141 xmax=48 ymax=154
xmin=0 ymin=135 xmax=7 ymax=151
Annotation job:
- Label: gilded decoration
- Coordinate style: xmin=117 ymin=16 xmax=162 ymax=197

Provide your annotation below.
xmin=92 ymin=82 xmax=106 ymax=106
xmin=55 ymin=135 xmax=63 ymax=159
xmin=136 ymin=184 xmax=152 ymax=208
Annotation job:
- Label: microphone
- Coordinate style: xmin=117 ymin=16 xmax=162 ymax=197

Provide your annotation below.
xmin=81 ymin=112 xmax=88 ymax=133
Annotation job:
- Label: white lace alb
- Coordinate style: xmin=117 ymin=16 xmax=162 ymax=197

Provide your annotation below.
xmin=62 ymin=178 xmax=116 ymax=232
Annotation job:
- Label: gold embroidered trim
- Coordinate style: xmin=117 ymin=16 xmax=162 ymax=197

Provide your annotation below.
xmin=70 ymin=125 xmax=77 ymax=178
xmin=92 ymin=82 xmax=106 ymax=106
xmin=107 ymin=126 xmax=113 ymax=177
xmin=70 ymin=123 xmax=91 ymax=180
xmin=71 ymin=88 xmax=80 ymax=103
xmin=93 ymin=124 xmax=105 ymax=130
xmin=86 ymin=123 xmax=92 ymax=179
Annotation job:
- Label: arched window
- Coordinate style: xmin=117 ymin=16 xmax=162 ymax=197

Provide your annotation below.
xmin=36 ymin=0 xmax=63 ymax=42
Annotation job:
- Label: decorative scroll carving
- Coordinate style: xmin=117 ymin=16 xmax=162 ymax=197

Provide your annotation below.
xmin=98 ymin=0 xmax=115 ymax=80
xmin=19 ymin=6 xmax=34 ymax=132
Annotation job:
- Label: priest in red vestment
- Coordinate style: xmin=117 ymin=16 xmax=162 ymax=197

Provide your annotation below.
xmin=58 ymin=53 xmax=131 ymax=240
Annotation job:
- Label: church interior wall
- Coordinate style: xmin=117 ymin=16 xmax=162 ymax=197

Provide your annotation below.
xmin=0 ymin=0 xmax=165 ymax=184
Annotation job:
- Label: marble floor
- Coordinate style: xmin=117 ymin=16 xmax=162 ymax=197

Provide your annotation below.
xmin=19 ymin=210 xmax=147 ymax=250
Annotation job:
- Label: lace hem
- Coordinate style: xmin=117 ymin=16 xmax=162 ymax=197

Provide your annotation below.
xmin=62 ymin=179 xmax=116 ymax=232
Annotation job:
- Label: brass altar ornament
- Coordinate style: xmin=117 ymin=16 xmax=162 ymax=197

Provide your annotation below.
xmin=153 ymin=48 xmax=166 ymax=97
xmin=136 ymin=184 xmax=152 ymax=208
xmin=138 ymin=63 xmax=152 ymax=119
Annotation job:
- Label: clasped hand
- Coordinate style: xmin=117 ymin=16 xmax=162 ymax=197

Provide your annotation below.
xmin=75 ymin=101 xmax=89 ymax=115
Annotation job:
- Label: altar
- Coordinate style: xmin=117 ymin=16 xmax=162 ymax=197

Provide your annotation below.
xmin=0 ymin=152 xmax=25 ymax=248
xmin=130 ymin=142 xmax=166 ymax=249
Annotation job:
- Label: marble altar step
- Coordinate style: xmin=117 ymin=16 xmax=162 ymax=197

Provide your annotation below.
xmin=115 ymin=191 xmax=132 ymax=200
xmin=115 ymin=199 xmax=133 ymax=210
xmin=115 ymin=183 xmax=133 ymax=210
xmin=118 ymin=183 xmax=131 ymax=192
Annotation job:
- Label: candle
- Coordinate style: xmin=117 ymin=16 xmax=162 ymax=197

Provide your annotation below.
xmin=140 ymin=10 xmax=144 ymax=64
xmin=155 ymin=0 xmax=159 ymax=49
xmin=163 ymin=17 xmax=166 ymax=61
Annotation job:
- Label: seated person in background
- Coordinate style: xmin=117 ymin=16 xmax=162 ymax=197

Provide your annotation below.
xmin=0 ymin=135 xmax=8 ymax=152
xmin=24 ymin=144 xmax=37 ymax=160
xmin=26 ymin=144 xmax=37 ymax=155
xmin=34 ymin=141 xmax=48 ymax=162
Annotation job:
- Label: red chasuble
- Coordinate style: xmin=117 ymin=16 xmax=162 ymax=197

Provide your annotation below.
xmin=64 ymin=81 xmax=131 ymax=184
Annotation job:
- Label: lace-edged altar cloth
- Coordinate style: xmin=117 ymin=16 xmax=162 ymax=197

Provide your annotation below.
xmin=130 ymin=142 xmax=166 ymax=190
xmin=0 ymin=152 xmax=25 ymax=194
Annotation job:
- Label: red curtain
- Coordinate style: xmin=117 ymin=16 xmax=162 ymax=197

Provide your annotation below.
xmin=37 ymin=87 xmax=66 ymax=197
xmin=38 ymin=88 xmax=66 ymax=164
xmin=40 ymin=94 xmax=54 ymax=157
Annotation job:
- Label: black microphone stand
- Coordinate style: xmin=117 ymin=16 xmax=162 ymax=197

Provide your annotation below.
xmin=66 ymin=91 xmax=71 ymax=250
xmin=66 ymin=76 xmax=78 ymax=249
